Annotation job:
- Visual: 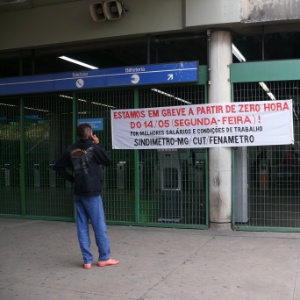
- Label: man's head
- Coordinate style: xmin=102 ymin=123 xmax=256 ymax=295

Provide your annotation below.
xmin=77 ymin=123 xmax=92 ymax=139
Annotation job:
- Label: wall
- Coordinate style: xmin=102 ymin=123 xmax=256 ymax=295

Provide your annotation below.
xmin=0 ymin=0 xmax=184 ymax=51
xmin=3 ymin=0 xmax=300 ymax=52
xmin=241 ymin=0 xmax=300 ymax=23
xmin=185 ymin=0 xmax=241 ymax=27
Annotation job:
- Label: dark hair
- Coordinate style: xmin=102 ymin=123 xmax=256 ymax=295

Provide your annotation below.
xmin=77 ymin=123 xmax=92 ymax=138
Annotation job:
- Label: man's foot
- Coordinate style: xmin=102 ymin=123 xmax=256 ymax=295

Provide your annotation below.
xmin=98 ymin=258 xmax=119 ymax=267
xmin=83 ymin=263 xmax=92 ymax=269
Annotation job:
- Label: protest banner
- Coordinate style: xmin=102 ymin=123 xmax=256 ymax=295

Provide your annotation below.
xmin=111 ymin=100 xmax=294 ymax=149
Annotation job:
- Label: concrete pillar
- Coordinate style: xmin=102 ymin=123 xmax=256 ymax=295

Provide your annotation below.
xmin=208 ymin=30 xmax=232 ymax=230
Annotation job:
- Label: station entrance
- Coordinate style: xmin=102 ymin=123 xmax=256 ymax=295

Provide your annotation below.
xmin=2 ymin=59 xmax=300 ymax=232
xmin=0 ymin=75 xmax=208 ymax=229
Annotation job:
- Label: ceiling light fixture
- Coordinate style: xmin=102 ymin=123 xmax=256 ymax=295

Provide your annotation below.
xmin=151 ymin=88 xmax=192 ymax=104
xmin=58 ymin=56 xmax=98 ymax=70
xmin=259 ymin=82 xmax=277 ymax=100
xmin=24 ymin=107 xmax=49 ymax=113
xmin=266 ymin=92 xmax=276 ymax=100
xmin=0 ymin=102 xmax=16 ymax=107
xmin=0 ymin=0 xmax=27 ymax=5
xmin=59 ymin=95 xmax=115 ymax=108
xmin=232 ymin=44 xmax=246 ymax=62
xmin=258 ymin=82 xmax=269 ymax=92
xmin=232 ymin=45 xmax=276 ymax=101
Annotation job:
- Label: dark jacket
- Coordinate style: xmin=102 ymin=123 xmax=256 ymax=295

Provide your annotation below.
xmin=54 ymin=138 xmax=111 ymax=196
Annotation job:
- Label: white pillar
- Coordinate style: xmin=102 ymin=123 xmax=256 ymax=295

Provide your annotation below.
xmin=208 ymin=30 xmax=232 ymax=230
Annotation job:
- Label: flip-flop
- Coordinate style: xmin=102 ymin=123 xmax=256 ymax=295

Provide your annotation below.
xmin=98 ymin=258 xmax=119 ymax=267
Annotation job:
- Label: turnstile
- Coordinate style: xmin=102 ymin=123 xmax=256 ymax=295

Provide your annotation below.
xmin=117 ymin=161 xmax=127 ymax=189
xmin=4 ymin=163 xmax=10 ymax=186
xmin=157 ymin=150 xmax=182 ymax=222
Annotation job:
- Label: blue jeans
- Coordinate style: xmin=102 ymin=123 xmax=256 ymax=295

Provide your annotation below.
xmin=74 ymin=194 xmax=111 ymax=264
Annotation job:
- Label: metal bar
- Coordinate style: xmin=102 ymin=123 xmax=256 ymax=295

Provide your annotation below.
xmin=20 ymin=97 xmax=26 ymax=216
xmin=107 ymin=220 xmax=206 ymax=229
xmin=134 ymin=88 xmax=140 ymax=223
xmin=231 ymin=82 xmax=235 ymax=225
xmin=0 ymin=214 xmax=74 ymax=222
xmin=72 ymin=92 xmax=77 ymax=143
xmin=72 ymin=92 xmax=78 ymax=220
xmin=235 ymin=226 xmax=300 ymax=232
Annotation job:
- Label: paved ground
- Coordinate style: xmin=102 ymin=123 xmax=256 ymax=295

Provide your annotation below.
xmin=1 ymin=218 xmax=300 ymax=300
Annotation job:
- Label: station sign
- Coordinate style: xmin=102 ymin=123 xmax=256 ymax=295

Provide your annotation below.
xmin=77 ymin=118 xmax=103 ymax=131
xmin=0 ymin=61 xmax=198 ymax=96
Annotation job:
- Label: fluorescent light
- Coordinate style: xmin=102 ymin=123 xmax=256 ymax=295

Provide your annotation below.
xmin=232 ymin=46 xmax=276 ymax=101
xmin=0 ymin=103 xmax=16 ymax=107
xmin=59 ymin=95 xmax=115 ymax=108
xmin=0 ymin=102 xmax=48 ymax=113
xmin=58 ymin=56 xmax=98 ymax=70
xmin=91 ymin=101 xmax=115 ymax=108
xmin=59 ymin=95 xmax=73 ymax=99
xmin=0 ymin=0 xmax=27 ymax=4
xmin=259 ymin=82 xmax=276 ymax=100
xmin=267 ymin=92 xmax=276 ymax=100
xmin=24 ymin=107 xmax=49 ymax=112
xmin=232 ymin=44 xmax=246 ymax=62
xmin=151 ymin=88 xmax=191 ymax=104
xmin=259 ymin=82 xmax=269 ymax=92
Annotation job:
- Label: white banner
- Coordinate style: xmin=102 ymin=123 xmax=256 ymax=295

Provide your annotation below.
xmin=111 ymin=100 xmax=294 ymax=149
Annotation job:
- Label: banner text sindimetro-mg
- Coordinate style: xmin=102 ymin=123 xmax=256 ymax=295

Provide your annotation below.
xmin=111 ymin=100 xmax=294 ymax=149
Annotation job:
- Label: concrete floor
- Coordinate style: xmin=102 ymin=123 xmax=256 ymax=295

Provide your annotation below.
xmin=1 ymin=218 xmax=300 ymax=300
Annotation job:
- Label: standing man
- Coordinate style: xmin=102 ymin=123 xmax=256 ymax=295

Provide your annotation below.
xmin=54 ymin=123 xmax=119 ymax=269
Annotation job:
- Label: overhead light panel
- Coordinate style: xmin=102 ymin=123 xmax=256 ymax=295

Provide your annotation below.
xmin=259 ymin=82 xmax=269 ymax=92
xmin=0 ymin=0 xmax=27 ymax=4
xmin=0 ymin=102 xmax=16 ymax=107
xmin=232 ymin=44 xmax=246 ymax=62
xmin=58 ymin=56 xmax=98 ymax=70
xmin=24 ymin=107 xmax=49 ymax=113
xmin=151 ymin=88 xmax=191 ymax=105
xmin=232 ymin=45 xmax=276 ymax=101
xmin=267 ymin=92 xmax=276 ymax=100
xmin=59 ymin=95 xmax=115 ymax=108
xmin=259 ymin=82 xmax=277 ymax=100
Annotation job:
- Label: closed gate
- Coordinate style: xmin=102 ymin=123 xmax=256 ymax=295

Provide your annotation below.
xmin=0 ymin=94 xmax=74 ymax=219
xmin=0 ymin=67 xmax=208 ymax=229
xmin=231 ymin=60 xmax=300 ymax=231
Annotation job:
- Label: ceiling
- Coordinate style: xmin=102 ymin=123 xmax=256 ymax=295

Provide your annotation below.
xmin=2 ymin=30 xmax=300 ymax=79
xmin=0 ymin=0 xmax=79 ymax=12
xmin=0 ymin=33 xmax=210 ymax=78
xmin=1 ymin=1 xmax=300 ymax=79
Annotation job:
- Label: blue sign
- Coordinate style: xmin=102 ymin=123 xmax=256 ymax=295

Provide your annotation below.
xmin=77 ymin=118 xmax=103 ymax=131
xmin=0 ymin=61 xmax=198 ymax=96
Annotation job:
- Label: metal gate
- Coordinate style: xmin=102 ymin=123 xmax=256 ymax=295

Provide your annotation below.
xmin=0 ymin=66 xmax=208 ymax=229
xmin=231 ymin=60 xmax=300 ymax=231
xmin=76 ymin=83 xmax=208 ymax=229
xmin=0 ymin=94 xmax=74 ymax=219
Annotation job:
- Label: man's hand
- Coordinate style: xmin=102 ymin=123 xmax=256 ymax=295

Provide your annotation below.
xmin=90 ymin=134 xmax=99 ymax=144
